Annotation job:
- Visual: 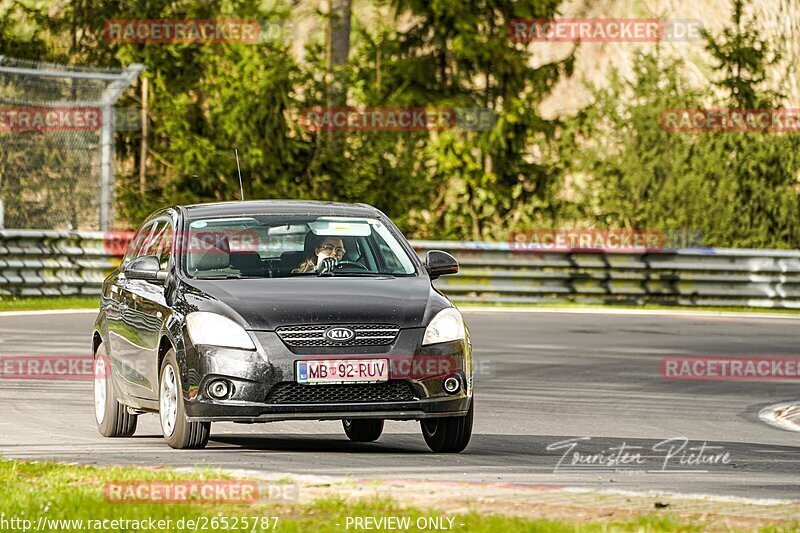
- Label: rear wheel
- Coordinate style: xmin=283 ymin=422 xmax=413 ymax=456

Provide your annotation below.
xmin=94 ymin=343 xmax=137 ymax=437
xmin=342 ymin=418 xmax=384 ymax=442
xmin=420 ymin=399 xmax=473 ymax=453
xmin=159 ymin=349 xmax=210 ymax=449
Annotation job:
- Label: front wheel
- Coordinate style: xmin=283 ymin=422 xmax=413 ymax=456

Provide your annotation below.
xmin=94 ymin=343 xmax=137 ymax=437
xmin=342 ymin=419 xmax=384 ymax=442
xmin=159 ymin=349 xmax=210 ymax=449
xmin=420 ymin=400 xmax=473 ymax=453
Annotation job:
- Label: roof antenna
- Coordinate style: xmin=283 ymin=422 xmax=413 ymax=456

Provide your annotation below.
xmin=235 ymin=148 xmax=245 ymax=201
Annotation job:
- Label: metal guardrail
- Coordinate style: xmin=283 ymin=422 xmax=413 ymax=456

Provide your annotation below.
xmin=414 ymin=241 xmax=800 ymax=309
xmin=0 ymin=230 xmax=115 ymax=296
xmin=2 ymin=231 xmax=800 ymax=309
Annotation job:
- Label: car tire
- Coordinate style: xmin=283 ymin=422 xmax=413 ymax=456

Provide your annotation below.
xmin=420 ymin=399 xmax=473 ymax=453
xmin=94 ymin=343 xmax=138 ymax=437
xmin=159 ymin=349 xmax=210 ymax=449
xmin=342 ymin=418 xmax=384 ymax=442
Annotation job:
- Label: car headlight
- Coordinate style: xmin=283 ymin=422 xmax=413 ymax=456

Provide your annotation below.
xmin=186 ymin=312 xmax=256 ymax=350
xmin=422 ymin=308 xmax=466 ymax=345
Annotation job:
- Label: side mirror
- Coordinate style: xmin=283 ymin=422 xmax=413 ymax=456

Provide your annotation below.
xmin=125 ymin=255 xmax=168 ymax=284
xmin=425 ymin=250 xmax=459 ymax=280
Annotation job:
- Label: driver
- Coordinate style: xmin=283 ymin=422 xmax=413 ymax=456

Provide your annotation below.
xmin=294 ymin=236 xmax=346 ymax=274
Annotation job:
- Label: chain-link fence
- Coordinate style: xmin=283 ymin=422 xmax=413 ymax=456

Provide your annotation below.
xmin=0 ymin=56 xmax=142 ymax=230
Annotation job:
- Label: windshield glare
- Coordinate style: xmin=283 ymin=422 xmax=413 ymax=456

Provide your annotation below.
xmin=183 ymin=215 xmax=417 ymax=279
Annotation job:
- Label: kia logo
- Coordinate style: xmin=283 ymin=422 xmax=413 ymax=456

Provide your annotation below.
xmin=324 ymin=327 xmax=355 ymax=343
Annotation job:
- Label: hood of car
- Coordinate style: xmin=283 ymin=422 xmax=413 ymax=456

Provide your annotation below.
xmin=182 ymin=275 xmax=438 ymax=330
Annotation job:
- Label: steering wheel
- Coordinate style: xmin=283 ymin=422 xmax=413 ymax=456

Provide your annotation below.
xmin=334 ymin=260 xmax=369 ymax=271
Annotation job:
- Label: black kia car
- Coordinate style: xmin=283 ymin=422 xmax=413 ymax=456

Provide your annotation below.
xmin=92 ymin=201 xmax=473 ymax=452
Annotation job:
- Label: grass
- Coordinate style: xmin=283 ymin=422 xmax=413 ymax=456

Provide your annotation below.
xmin=277 ymin=497 xmax=699 ymax=532
xmin=0 ymin=458 xmax=716 ymax=532
xmin=0 ymin=295 xmax=99 ymax=312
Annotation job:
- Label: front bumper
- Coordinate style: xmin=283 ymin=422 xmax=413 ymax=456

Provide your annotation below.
xmin=181 ymin=328 xmax=473 ymax=422
xmin=186 ymin=397 xmax=471 ymax=423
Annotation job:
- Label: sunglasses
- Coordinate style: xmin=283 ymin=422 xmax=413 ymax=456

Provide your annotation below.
xmin=320 ymin=244 xmax=346 ymax=254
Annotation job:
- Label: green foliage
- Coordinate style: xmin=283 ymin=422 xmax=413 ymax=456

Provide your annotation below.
xmin=101 ymin=1 xmax=307 ymax=223
xmin=702 ymin=0 xmax=783 ymax=108
xmin=564 ymin=0 xmax=800 ymax=249
xmin=1 ymin=0 xmax=798 ymax=248
xmin=370 ymin=0 xmax=575 ymax=240
xmin=0 ymin=1 xmax=48 ymax=58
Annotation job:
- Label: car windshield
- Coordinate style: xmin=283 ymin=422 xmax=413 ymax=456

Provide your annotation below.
xmin=183 ymin=215 xmax=417 ymax=279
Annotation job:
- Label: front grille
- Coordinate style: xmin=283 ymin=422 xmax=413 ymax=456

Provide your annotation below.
xmin=266 ymin=380 xmax=417 ymax=404
xmin=276 ymin=324 xmax=400 ymax=347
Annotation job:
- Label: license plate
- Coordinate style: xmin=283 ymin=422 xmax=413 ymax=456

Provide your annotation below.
xmin=296 ymin=359 xmax=389 ymax=384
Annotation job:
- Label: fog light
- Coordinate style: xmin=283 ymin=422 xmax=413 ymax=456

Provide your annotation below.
xmin=208 ymin=379 xmax=231 ymax=400
xmin=442 ymin=376 xmax=461 ymax=394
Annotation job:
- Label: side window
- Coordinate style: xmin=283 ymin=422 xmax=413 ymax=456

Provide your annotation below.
xmin=140 ymin=220 xmax=173 ymax=269
xmin=123 ymin=222 xmax=155 ymax=263
xmin=155 ymin=224 xmax=174 ymax=269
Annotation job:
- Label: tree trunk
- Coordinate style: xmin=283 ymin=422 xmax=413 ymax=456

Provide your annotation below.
xmin=327 ymin=0 xmax=352 ymax=109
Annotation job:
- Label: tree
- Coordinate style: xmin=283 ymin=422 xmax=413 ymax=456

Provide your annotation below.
xmin=563 ymin=52 xmax=719 ymax=240
xmin=565 ymin=0 xmax=800 ymax=249
xmin=702 ymin=0 xmax=800 ymax=247
xmin=703 ymin=0 xmax=782 ymax=108
xmin=327 ymin=0 xmax=352 ymax=108
xmin=356 ymin=0 xmax=574 ymax=240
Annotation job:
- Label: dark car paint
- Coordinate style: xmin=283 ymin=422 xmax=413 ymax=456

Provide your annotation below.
xmin=93 ymin=201 xmax=472 ymax=422
xmin=184 ymin=276 xmax=444 ymax=331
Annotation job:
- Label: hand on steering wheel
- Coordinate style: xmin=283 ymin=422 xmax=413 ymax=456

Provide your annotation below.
xmin=316 ymin=257 xmax=339 ymax=274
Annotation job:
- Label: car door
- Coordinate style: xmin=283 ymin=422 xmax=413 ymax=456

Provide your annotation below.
xmin=119 ymin=217 xmax=175 ymax=400
xmin=107 ymin=221 xmax=155 ymax=398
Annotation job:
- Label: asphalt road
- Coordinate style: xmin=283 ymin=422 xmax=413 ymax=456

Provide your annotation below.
xmin=1 ymin=310 xmax=799 ymax=500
